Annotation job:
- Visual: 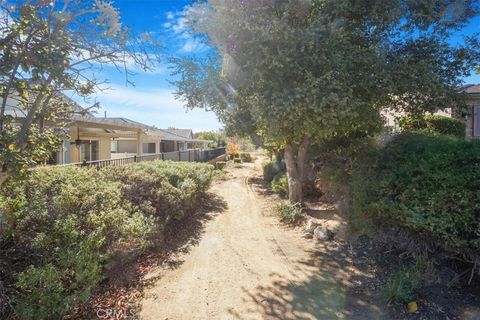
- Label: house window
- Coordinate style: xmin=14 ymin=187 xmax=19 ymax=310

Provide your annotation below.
xmin=143 ymin=142 xmax=156 ymax=154
xmin=80 ymin=140 xmax=99 ymax=162
xmin=110 ymin=140 xmax=119 ymax=153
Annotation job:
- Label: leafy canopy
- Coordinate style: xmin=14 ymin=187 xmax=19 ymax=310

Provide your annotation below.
xmin=171 ymin=0 xmax=480 ymax=146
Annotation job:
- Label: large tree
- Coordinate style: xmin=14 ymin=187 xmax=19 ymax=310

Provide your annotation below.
xmin=171 ymin=0 xmax=480 ymax=202
xmin=0 ymin=0 xmax=160 ymax=184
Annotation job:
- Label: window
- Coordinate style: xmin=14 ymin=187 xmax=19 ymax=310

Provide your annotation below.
xmin=110 ymin=140 xmax=119 ymax=153
xmin=143 ymin=142 xmax=156 ymax=154
xmin=80 ymin=140 xmax=99 ymax=162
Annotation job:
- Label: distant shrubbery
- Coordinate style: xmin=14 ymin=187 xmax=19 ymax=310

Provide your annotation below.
xmin=239 ymin=152 xmax=252 ymax=162
xmin=215 ymin=161 xmax=227 ymax=170
xmin=399 ymin=114 xmax=466 ymax=138
xmin=351 ymin=133 xmax=480 ymax=261
xmin=271 ymin=172 xmax=288 ymax=196
xmin=263 ymin=160 xmax=285 ymax=183
xmin=0 ymin=161 xmax=213 ymax=319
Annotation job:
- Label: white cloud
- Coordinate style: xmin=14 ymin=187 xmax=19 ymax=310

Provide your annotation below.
xmin=162 ymin=7 xmax=209 ymax=54
xmin=181 ymin=37 xmax=207 ymax=53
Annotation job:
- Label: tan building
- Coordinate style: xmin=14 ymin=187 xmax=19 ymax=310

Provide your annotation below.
xmin=6 ymin=94 xmax=210 ymax=165
xmin=382 ymin=84 xmax=480 ymax=139
xmin=459 ymin=84 xmax=480 ymax=139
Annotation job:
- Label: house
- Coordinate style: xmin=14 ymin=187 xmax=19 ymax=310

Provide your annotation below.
xmin=5 ymin=93 xmax=211 ymax=165
xmin=62 ymin=115 xmax=210 ymax=164
xmin=458 ymin=84 xmax=480 ymax=139
xmin=382 ymin=84 xmax=480 ymax=139
xmin=104 ymin=118 xmax=210 ymax=157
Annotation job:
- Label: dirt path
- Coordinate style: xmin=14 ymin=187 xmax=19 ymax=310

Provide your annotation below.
xmin=139 ymin=159 xmax=382 ymax=320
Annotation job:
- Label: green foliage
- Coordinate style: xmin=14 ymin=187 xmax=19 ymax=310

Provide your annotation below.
xmin=263 ymin=161 xmax=285 ymax=183
xmin=196 ymin=131 xmax=227 ymax=148
xmin=233 ymin=157 xmax=242 ymax=164
xmin=102 ymin=161 xmax=214 ymax=223
xmin=215 ymin=161 xmax=227 ymax=170
xmin=0 ymin=166 xmax=157 ymax=319
xmin=0 ymin=1 xmax=160 ymax=184
xmin=275 ymin=201 xmax=305 ymax=224
xmin=239 ymin=152 xmax=252 ymax=162
xmin=0 ymin=161 xmax=213 ymax=319
xmin=271 ymin=172 xmax=288 ymax=197
xmin=171 ymin=0 xmax=479 ymax=202
xmin=379 ymin=266 xmax=421 ymax=305
xmin=399 ymin=114 xmax=466 ymax=138
xmin=352 ymin=133 xmax=480 ymax=256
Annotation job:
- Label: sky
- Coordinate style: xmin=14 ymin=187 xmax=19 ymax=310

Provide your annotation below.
xmin=72 ymin=0 xmax=221 ymax=132
xmin=72 ymin=0 xmax=480 ymax=132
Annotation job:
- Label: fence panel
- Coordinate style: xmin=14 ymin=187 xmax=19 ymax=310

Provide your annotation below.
xmin=63 ymin=147 xmax=226 ymax=169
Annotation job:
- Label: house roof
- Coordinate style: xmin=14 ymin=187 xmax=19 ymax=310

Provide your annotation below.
xmin=104 ymin=118 xmax=198 ymax=142
xmin=5 ymin=89 xmax=208 ymax=142
xmin=165 ymin=128 xmax=193 ymax=139
xmin=459 ymin=84 xmax=480 ymax=100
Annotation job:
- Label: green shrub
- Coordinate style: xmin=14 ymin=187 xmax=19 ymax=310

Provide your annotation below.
xmin=352 ymin=133 xmax=480 ymax=257
xmin=102 ymin=161 xmax=214 ymax=223
xmin=233 ymin=157 xmax=242 ymax=164
xmin=276 ymin=201 xmax=305 ymax=224
xmin=263 ymin=161 xmax=285 ymax=183
xmin=239 ymin=152 xmax=252 ymax=162
xmin=0 ymin=166 xmax=156 ymax=319
xmin=399 ymin=114 xmax=465 ymax=138
xmin=271 ymin=172 xmax=288 ymax=196
xmin=215 ymin=161 xmax=227 ymax=170
xmin=379 ymin=266 xmax=421 ymax=305
xmin=0 ymin=161 xmax=213 ymax=319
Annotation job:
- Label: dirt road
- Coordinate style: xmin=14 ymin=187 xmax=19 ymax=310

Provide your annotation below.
xmin=139 ymin=160 xmax=381 ymax=320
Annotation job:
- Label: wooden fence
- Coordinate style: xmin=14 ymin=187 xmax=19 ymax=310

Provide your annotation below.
xmin=64 ymin=148 xmax=226 ymax=169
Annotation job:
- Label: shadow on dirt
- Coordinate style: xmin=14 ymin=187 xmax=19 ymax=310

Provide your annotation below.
xmin=228 ymin=238 xmax=385 ymax=320
xmin=248 ymin=176 xmax=275 ymax=197
xmin=69 ymin=191 xmax=228 ymax=319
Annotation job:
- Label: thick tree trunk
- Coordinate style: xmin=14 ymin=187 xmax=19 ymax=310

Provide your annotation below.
xmin=284 ymin=138 xmax=309 ymax=203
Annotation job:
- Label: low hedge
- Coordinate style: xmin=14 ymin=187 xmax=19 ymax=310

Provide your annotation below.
xmin=102 ymin=161 xmax=213 ymax=224
xmin=263 ymin=160 xmax=285 ymax=183
xmin=271 ymin=172 xmax=288 ymax=196
xmin=0 ymin=161 xmax=213 ymax=319
xmin=399 ymin=114 xmax=466 ymax=138
xmin=351 ymin=133 xmax=480 ymax=258
xmin=240 ymin=152 xmax=252 ymax=162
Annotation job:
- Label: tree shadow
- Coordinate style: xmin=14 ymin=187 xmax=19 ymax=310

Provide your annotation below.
xmin=69 ymin=191 xmax=228 ymax=319
xmin=228 ymin=240 xmax=385 ymax=320
xmin=249 ymin=176 xmax=275 ymax=197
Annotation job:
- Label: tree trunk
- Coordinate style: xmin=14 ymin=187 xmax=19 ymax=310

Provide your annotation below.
xmin=284 ymin=138 xmax=309 ymax=203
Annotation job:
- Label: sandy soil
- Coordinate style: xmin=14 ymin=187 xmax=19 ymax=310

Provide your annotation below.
xmin=139 ymin=158 xmax=383 ymax=320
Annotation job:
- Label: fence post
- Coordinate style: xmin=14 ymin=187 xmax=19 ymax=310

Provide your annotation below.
xmin=178 ymin=151 xmax=181 ymax=161
xmin=81 ymin=160 xmax=87 ymax=167
xmin=134 ymin=155 xmax=137 ymax=163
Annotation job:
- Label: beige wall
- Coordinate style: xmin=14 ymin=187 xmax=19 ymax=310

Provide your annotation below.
xmin=69 ymin=136 xmax=110 ymax=163
xmin=68 ymin=126 xmax=111 ymax=163
xmin=117 ymin=140 xmax=137 ymax=153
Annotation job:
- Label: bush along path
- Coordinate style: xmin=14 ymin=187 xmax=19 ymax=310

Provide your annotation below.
xmin=139 ymin=157 xmax=385 ymax=320
xmin=0 ymin=161 xmax=214 ymax=320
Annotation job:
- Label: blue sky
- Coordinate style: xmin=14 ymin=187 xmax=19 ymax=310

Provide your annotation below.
xmin=73 ymin=0 xmax=222 ymax=132
xmin=73 ymin=1 xmax=480 ymax=132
